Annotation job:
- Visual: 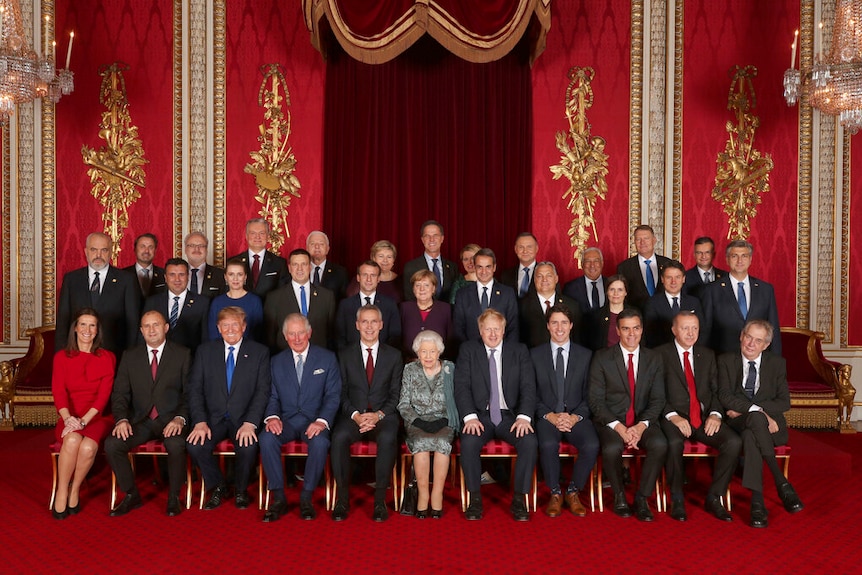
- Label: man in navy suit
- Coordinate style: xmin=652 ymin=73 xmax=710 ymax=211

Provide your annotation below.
xmin=122 ymin=233 xmax=166 ymax=305
xmin=532 ymin=304 xmax=598 ymax=517
xmin=499 ymin=232 xmax=539 ymax=299
xmin=682 ymin=236 xmax=727 ymax=299
xmin=402 ymin=220 xmax=457 ymax=302
xmin=184 ymin=231 xmax=226 ymax=297
xmin=307 ymin=230 xmax=349 ymax=300
xmin=259 ymin=313 xmax=341 ymax=522
xmin=643 ymin=260 xmax=703 ymax=348
xmin=228 ymin=218 xmax=289 ymax=298
xmin=335 ymin=260 xmax=401 ymax=350
xmin=454 ymin=248 xmax=519 ymax=344
xmin=56 ymin=232 xmax=140 ymax=355
xmin=187 ymin=306 xmax=271 ymax=511
xmin=331 ymin=305 xmax=403 ymax=522
xmin=563 ymin=247 xmax=607 ymax=315
xmin=143 ymin=258 xmax=210 ymax=356
xmin=701 ymin=240 xmax=781 ymax=355
xmin=616 ymin=225 xmax=673 ymax=310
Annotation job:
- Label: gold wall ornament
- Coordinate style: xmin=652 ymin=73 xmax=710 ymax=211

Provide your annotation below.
xmin=711 ymin=65 xmax=773 ymax=241
xmin=549 ymin=66 xmax=609 ymax=267
xmin=243 ymin=64 xmax=301 ymax=254
xmin=81 ymin=62 xmax=148 ymax=262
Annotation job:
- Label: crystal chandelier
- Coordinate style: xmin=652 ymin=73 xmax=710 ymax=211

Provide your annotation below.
xmin=784 ymin=0 xmax=862 ymax=134
xmin=0 ymin=0 xmax=73 ymax=126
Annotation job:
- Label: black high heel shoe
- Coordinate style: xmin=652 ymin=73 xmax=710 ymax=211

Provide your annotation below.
xmin=430 ymin=508 xmax=443 ymax=519
xmin=52 ymin=505 xmax=68 ymax=520
xmin=416 ymin=508 xmax=428 ymax=519
xmin=67 ymin=502 xmax=81 ymax=515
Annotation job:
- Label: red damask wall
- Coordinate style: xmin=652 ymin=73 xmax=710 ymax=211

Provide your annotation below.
xmin=851 ymin=140 xmax=862 ymax=346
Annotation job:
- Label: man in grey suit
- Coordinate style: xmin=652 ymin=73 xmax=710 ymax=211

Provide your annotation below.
xmin=184 ymin=231 xmax=226 ymax=297
xmin=682 ymin=236 xmax=727 ymax=299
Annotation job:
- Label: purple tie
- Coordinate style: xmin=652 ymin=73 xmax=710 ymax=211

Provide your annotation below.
xmin=488 ymin=349 xmax=502 ymax=426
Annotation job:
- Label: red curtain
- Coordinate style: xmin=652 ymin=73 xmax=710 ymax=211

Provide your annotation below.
xmin=322 ymin=35 xmax=533 ymax=270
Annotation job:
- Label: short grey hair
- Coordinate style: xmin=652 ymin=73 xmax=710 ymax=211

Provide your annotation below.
xmin=412 ymin=330 xmax=445 ymax=354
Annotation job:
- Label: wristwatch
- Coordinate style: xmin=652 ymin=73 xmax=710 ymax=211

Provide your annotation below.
xmin=377 ymin=411 xmax=385 ymax=421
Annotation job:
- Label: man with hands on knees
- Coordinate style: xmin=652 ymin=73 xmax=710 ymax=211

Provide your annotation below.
xmin=186 ymin=306 xmax=271 ymax=511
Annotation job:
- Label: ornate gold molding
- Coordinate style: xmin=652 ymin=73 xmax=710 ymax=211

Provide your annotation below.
xmin=41 ymin=1 xmax=56 ymax=331
xmin=816 ymin=0 xmax=836 ymax=342
xmin=2 ymin=128 xmax=9 ymax=343
xmin=796 ymin=0 xmax=815 ymax=329
xmin=629 ymin=0 xmax=644 ymax=243
xmin=187 ymin=0 xmax=208 ymax=238
xmin=646 ymin=0 xmax=667 ymax=249
xmin=213 ymin=0 xmax=226 ymax=266
xmin=173 ymin=0 xmax=183 ymax=256
xmin=671 ymin=0 xmax=683 ymax=261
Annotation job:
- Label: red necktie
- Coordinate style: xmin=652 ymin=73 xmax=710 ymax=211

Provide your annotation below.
xmin=251 ymin=254 xmax=261 ymax=287
xmin=683 ymin=351 xmax=702 ymax=428
xmin=626 ymin=353 xmax=636 ymax=427
xmin=365 ymin=347 xmax=374 ymax=386
xmin=149 ymin=349 xmax=159 ymax=420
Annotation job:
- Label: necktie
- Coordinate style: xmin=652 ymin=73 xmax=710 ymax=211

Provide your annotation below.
xmin=737 ymin=282 xmax=748 ymax=319
xmin=90 ymin=271 xmax=100 ymax=305
xmin=683 ymin=351 xmax=702 ymax=428
xmin=432 ymin=258 xmax=443 ymax=297
xmin=169 ymin=296 xmax=179 ymax=329
xmin=300 ymin=285 xmax=308 ymax=316
xmin=626 ymin=353 xmax=636 ymax=427
xmin=644 ymin=259 xmax=655 ymax=296
xmin=295 ymin=353 xmax=304 ymax=383
xmin=140 ymin=268 xmax=150 ymax=294
xmin=520 ymin=267 xmax=530 ymax=298
xmin=488 ymin=349 xmax=502 ymax=426
xmin=365 ymin=296 xmax=372 ymax=306
xmin=744 ymin=360 xmax=757 ymax=399
xmin=591 ymin=281 xmax=600 ymax=309
xmin=703 ymin=271 xmax=711 ymax=283
xmin=365 ymin=347 xmax=374 ymax=386
xmin=190 ymin=268 xmax=199 ymax=295
xmin=544 ymin=300 xmax=552 ymax=315
xmin=149 ymin=349 xmax=159 ymax=419
xmin=226 ymin=346 xmax=235 ymax=393
xmin=313 ymin=266 xmax=321 ymax=286
xmin=554 ymin=347 xmax=566 ymax=412
xmin=481 ymin=286 xmax=489 ymax=311
xmin=672 ymin=296 xmax=680 ymax=313
xmin=251 ymin=254 xmax=261 ymax=287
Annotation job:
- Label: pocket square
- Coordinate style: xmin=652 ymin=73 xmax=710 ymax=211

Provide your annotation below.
xmin=265 ymin=271 xmax=277 ymax=276
xmin=313 ymin=368 xmax=325 ymax=375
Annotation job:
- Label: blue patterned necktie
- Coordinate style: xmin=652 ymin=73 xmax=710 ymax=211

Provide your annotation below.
xmin=169 ymin=296 xmax=179 ymax=329
xmin=481 ymin=286 xmax=489 ymax=311
xmin=488 ymin=349 xmax=502 ymax=426
xmin=744 ymin=360 xmax=756 ymax=399
xmin=432 ymin=258 xmax=443 ymax=297
xmin=555 ymin=347 xmax=566 ymax=412
xmin=737 ymin=282 xmax=748 ymax=319
xmin=300 ymin=285 xmax=308 ymax=316
xmin=295 ymin=353 xmax=304 ymax=383
xmin=644 ymin=259 xmax=655 ymax=296
xmin=90 ymin=271 xmax=100 ymax=305
xmin=226 ymin=346 xmax=235 ymax=393
xmin=519 ymin=267 xmax=530 ymax=297
xmin=672 ymin=296 xmax=679 ymax=313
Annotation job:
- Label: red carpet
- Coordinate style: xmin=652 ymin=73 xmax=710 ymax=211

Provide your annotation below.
xmin=1 ymin=428 xmax=859 ymax=574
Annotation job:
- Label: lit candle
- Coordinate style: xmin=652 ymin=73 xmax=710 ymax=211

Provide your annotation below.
xmin=65 ymin=32 xmax=74 ymax=69
xmin=818 ymin=22 xmax=824 ymax=60
xmin=791 ymin=29 xmax=798 ymax=69
xmin=0 ymin=7 xmax=5 ymax=44
xmin=45 ymin=15 xmax=50 ymax=57
xmin=52 ymin=41 xmax=56 ymax=62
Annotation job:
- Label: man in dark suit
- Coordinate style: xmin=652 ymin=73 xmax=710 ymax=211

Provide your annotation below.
xmin=701 ymin=240 xmax=781 ymax=355
xmin=263 ymin=248 xmax=336 ymax=352
xmin=455 ymin=308 xmax=537 ymax=521
xmin=184 ymin=231 xmax=227 ymax=297
xmin=335 ymin=260 xmax=400 ymax=350
xmin=142 ymin=258 xmax=210 ymax=356
xmin=563 ymin=247 xmax=607 ymax=315
xmin=682 ymin=236 xmax=727 ymax=299
xmin=228 ymin=218 xmax=289 ymax=298
xmin=56 ymin=232 xmax=140 ymax=355
xmin=105 ymin=310 xmax=191 ymax=517
xmin=331 ymin=305 xmax=403 ymax=521
xmin=519 ymin=261 xmax=582 ymax=348
xmin=532 ymin=304 xmax=598 ymax=517
xmin=658 ymin=311 xmax=740 ymax=522
xmin=616 ymin=225 xmax=673 ymax=310
xmin=186 ymin=306 xmax=271 ymax=511
xmin=499 ymin=232 xmax=539 ymax=299
xmin=718 ymin=320 xmax=803 ymax=528
xmin=307 ymin=230 xmax=349 ymax=300
xmin=122 ymin=233 xmax=166 ymax=305
xmin=260 ymin=313 xmax=341 ymax=522
xmin=454 ymin=248 xmax=519 ymax=344
xmin=643 ymin=260 xmax=703 ymax=348
xmin=588 ymin=308 xmax=667 ymax=522
xmin=402 ymin=220 xmax=457 ymax=302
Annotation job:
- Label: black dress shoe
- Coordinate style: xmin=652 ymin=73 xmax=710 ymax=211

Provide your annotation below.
xmin=167 ymin=496 xmax=182 ymax=517
xmin=705 ymin=497 xmax=733 ymax=522
xmin=110 ymin=492 xmax=142 ymax=517
xmin=52 ymin=505 xmax=69 ymax=520
xmin=416 ymin=508 xmax=428 ymax=519
xmin=612 ymin=493 xmax=632 ymax=518
xmin=235 ymin=491 xmax=251 ymax=509
xmin=300 ymin=499 xmax=316 ymax=520
xmin=430 ymin=508 xmax=443 ymax=519
xmin=510 ymin=498 xmax=530 ymax=522
xmin=750 ymin=501 xmax=768 ymax=528
xmin=465 ymin=495 xmax=483 ymax=520
xmin=331 ymin=501 xmax=349 ymax=522
xmin=670 ymin=500 xmax=687 ymax=522
xmin=67 ymin=502 xmax=80 ymax=516
xmin=777 ymin=483 xmax=804 ymax=514
xmin=263 ymin=499 xmax=287 ymax=522
xmin=373 ymin=502 xmax=389 ymax=522
xmin=634 ymin=498 xmax=654 ymax=522
xmin=203 ymin=484 xmax=228 ymax=510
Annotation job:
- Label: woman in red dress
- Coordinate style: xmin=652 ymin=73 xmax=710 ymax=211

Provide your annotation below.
xmin=52 ymin=308 xmax=116 ymax=519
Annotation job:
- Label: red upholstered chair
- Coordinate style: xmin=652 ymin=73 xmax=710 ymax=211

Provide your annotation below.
xmin=596 ymin=447 xmax=662 ymax=512
xmin=780 ymin=328 xmax=856 ymax=432
xmin=557 ymin=442 xmax=597 ymax=512
xmin=397 ymin=442 xmax=458 ymax=511
xmin=110 ymin=440 xmax=193 ymax=510
xmin=259 ymin=440 xmax=332 ymax=509
xmin=457 ymin=439 xmax=538 ymax=512
xmin=657 ymin=440 xmax=731 ymax=512
xmin=0 ymin=326 xmax=56 ymax=429
xmin=328 ymin=440 xmax=398 ymax=511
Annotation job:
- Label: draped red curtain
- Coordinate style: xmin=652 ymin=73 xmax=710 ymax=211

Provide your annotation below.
xmin=322 ymin=35 xmax=533 ymax=270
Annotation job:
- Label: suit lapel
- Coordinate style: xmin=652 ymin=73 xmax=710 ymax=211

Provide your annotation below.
xmin=613 ymin=347 xmax=630 ymax=400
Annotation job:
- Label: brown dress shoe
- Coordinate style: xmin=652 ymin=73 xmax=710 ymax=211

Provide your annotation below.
xmin=545 ymin=493 xmax=563 ymax=517
xmin=564 ymin=491 xmax=587 ymax=517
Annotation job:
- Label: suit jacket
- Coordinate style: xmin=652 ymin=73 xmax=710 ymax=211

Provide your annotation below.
xmin=531 ymin=342 xmax=592 ymax=421
xmin=198 ymin=264 xmax=227 ymax=298
xmin=454 ymin=340 xmax=536 ymax=420
xmin=56 ymin=266 xmax=140 ymax=355
xmin=519 ymin=292 xmax=583 ymax=348
xmin=500 ymin=264 xmax=538 ymax=299
xmin=453 ymin=280 xmax=519 ymax=344
xmin=402 ymin=256 xmax=458 ymax=302
xmin=314 ymin=261 xmax=349 ymax=300
xmin=263 ymin=283 xmax=336 ymax=352
xmin=643 ymin=292 xmax=704 ymax=348
xmin=188 ymin=338 xmax=271 ymax=428
xmin=111 ymin=341 xmax=191 ymax=428
xmin=701 ymin=275 xmax=781 ymax=355
xmin=616 ymin=254 xmax=673 ymax=310
xmin=657 ymin=342 xmax=722 ymax=421
xmin=717 ymin=351 xmax=789 ymax=430
xmin=143 ymin=291 xmax=210 ymax=355
xmin=682 ymin=266 xmax=727 ymax=299
xmin=229 ymin=250 xmax=289 ymax=298
xmin=265 ymin=344 xmax=342 ymax=429
xmin=122 ymin=264 xmax=166 ymax=304
xmin=563 ymin=275 xmax=608 ymax=316
xmin=335 ymin=293 xmax=401 ymax=350
xmin=337 ymin=342 xmax=403 ymax=418
xmin=588 ymin=344 xmax=665 ymax=427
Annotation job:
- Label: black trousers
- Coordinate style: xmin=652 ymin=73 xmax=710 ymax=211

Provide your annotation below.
xmin=595 ymin=422 xmax=666 ymax=498
xmin=460 ymin=411 xmax=538 ymax=495
xmin=105 ymin=419 xmax=187 ymax=497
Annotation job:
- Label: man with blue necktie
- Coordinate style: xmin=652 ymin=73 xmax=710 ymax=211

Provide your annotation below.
xmin=402 ymin=220 xmax=458 ymax=302
xmin=500 ymin=233 xmax=539 ymax=299
xmin=616 ymin=225 xmax=672 ymax=311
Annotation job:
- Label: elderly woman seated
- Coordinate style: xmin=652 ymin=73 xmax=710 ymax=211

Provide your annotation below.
xmin=397 ymin=330 xmax=459 ymax=518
